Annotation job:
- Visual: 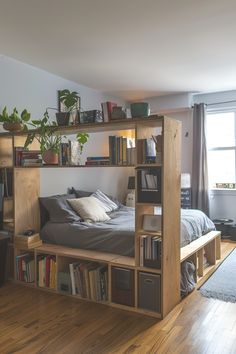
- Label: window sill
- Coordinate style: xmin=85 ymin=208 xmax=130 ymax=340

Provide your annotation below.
xmin=210 ymin=188 xmax=236 ymax=196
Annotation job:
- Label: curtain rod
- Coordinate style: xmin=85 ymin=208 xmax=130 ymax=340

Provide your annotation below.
xmin=192 ymin=99 xmax=236 ymax=108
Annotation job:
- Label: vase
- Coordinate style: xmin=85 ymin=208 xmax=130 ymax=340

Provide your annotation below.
xmin=56 ymin=112 xmax=70 ymax=126
xmin=42 ymin=150 xmax=59 ymax=165
xmin=3 ymin=122 xmax=23 ymax=132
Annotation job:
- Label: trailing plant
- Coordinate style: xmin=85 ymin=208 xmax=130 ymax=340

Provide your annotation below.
xmin=24 ymin=111 xmax=63 ymax=154
xmin=76 ymin=132 xmax=89 ymax=154
xmin=59 ymin=89 xmax=79 ymax=113
xmin=0 ymin=106 xmax=31 ymax=128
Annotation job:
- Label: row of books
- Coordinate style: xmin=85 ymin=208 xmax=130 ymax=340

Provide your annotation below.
xmin=14 ymin=148 xmax=42 ymax=166
xmin=109 ymin=135 xmax=135 ymax=165
xmin=140 ymin=170 xmax=158 ymax=190
xmin=38 ymin=255 xmax=57 ymax=289
xmin=69 ymin=261 xmax=108 ymax=301
xmin=140 ymin=235 xmax=162 ymax=269
xmin=101 ymin=101 xmax=117 ymax=122
xmin=137 ymin=136 xmax=162 ymax=164
xmin=16 ymin=253 xmax=35 ymax=283
xmin=85 ymin=156 xmax=110 ymax=166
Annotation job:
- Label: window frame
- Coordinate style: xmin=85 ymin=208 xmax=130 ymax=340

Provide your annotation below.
xmin=206 ymin=108 xmax=236 ymax=191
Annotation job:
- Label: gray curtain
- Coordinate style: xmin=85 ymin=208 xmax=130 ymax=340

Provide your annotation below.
xmin=192 ymin=103 xmax=210 ymax=215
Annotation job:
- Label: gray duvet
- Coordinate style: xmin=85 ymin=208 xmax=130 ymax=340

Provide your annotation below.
xmin=40 ymin=207 xmax=215 ymax=257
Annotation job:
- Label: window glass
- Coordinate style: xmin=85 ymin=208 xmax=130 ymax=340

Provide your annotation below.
xmin=206 ymin=112 xmax=235 ymax=148
xmin=208 ymin=149 xmax=235 ymax=188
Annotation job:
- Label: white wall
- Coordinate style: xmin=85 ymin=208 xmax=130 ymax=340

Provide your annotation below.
xmin=0 ymin=56 xmax=132 ymax=200
xmin=139 ymin=93 xmax=193 ymax=174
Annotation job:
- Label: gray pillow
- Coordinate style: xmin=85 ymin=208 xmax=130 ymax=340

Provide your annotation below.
xmin=39 ymin=194 xmax=81 ymax=224
xmin=69 ymin=187 xmax=122 ymax=208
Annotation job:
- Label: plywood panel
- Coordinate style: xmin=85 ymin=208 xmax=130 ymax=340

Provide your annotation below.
xmin=14 ymin=168 xmax=40 ymax=235
xmin=0 ymin=137 xmax=13 ymax=167
xmin=162 ymin=117 xmax=181 ymax=317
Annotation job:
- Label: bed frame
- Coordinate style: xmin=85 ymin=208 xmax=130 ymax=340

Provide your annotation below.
xmin=0 ymin=116 xmax=222 ymax=318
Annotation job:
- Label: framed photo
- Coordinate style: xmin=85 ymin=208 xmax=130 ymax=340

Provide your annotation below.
xmin=57 ymin=90 xmax=81 ymax=124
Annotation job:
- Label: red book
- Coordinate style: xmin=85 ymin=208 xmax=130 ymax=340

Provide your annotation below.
xmin=107 ymin=102 xmax=117 ymax=120
xmin=45 ymin=256 xmax=50 ymax=287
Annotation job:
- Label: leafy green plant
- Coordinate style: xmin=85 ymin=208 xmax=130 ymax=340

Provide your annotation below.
xmin=59 ymin=89 xmax=79 ymax=113
xmin=24 ymin=111 xmax=63 ymax=154
xmin=76 ymin=132 xmax=89 ymax=154
xmin=0 ymin=106 xmax=31 ymax=128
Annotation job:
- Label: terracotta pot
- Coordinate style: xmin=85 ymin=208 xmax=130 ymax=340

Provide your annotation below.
xmin=3 ymin=122 xmax=23 ymax=132
xmin=42 ymin=150 xmax=59 ymax=165
xmin=56 ymin=112 xmax=70 ymax=126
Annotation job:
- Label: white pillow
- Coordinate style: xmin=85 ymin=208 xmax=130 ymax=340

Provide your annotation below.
xmin=92 ymin=189 xmax=118 ymax=212
xmin=67 ymin=196 xmax=110 ymax=223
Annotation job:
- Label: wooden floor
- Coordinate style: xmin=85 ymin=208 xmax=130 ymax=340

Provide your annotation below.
xmin=0 ymin=242 xmax=236 ymax=354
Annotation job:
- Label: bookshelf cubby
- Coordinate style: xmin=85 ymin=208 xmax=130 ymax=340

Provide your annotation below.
xmin=0 ymin=115 xmax=181 ymax=318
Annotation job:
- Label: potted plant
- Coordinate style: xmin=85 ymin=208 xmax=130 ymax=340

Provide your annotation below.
xmin=24 ymin=111 xmax=89 ymax=165
xmin=24 ymin=111 xmax=63 ymax=165
xmin=0 ymin=106 xmax=31 ymax=132
xmin=56 ymin=89 xmax=79 ymax=126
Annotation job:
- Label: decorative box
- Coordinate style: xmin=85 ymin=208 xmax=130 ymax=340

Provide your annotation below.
xmin=15 ymin=233 xmax=42 ymax=249
xmin=79 ymin=110 xmax=103 ymax=124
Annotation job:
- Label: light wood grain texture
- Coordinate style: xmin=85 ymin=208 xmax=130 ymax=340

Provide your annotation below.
xmin=14 ymin=168 xmax=40 ymax=235
xmin=162 ymin=117 xmax=181 ymax=317
xmin=0 ymin=242 xmax=234 ymax=354
xmin=197 ymin=248 xmax=204 ymax=277
xmin=205 ymin=238 xmax=216 ymax=265
xmin=0 ymin=137 xmax=13 ymax=167
xmin=181 ymin=231 xmax=221 ymax=262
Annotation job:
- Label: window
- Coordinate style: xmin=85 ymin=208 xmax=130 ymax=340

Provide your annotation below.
xmin=206 ymin=111 xmax=236 ymax=189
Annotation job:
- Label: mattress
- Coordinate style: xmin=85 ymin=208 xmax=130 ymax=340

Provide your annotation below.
xmin=40 ymin=207 xmax=215 ymax=257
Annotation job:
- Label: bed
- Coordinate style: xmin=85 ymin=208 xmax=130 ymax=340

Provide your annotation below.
xmin=40 ymin=196 xmax=216 ymax=257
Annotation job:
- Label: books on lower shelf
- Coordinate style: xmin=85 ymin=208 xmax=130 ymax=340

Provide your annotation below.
xmin=14 ymin=148 xmax=42 ymax=167
xmin=141 ymin=170 xmax=158 ymax=191
xmin=16 ymin=253 xmax=35 ymax=283
xmin=137 ymin=135 xmax=162 ymax=164
xmin=109 ymin=136 xmax=135 ymax=165
xmin=37 ymin=255 xmax=57 ymax=289
xmin=85 ymin=156 xmax=110 ymax=166
xmin=69 ymin=261 xmax=108 ymax=301
xmin=140 ymin=235 xmax=162 ymax=269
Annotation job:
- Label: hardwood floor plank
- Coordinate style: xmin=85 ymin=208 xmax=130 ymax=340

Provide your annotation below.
xmin=0 ymin=242 xmax=235 ymax=354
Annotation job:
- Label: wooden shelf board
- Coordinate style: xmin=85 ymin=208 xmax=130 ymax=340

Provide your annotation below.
xmin=110 ymin=302 xmax=162 ymax=318
xmin=136 ymin=202 xmax=162 ymax=207
xmin=136 ymin=163 xmax=162 ymax=168
xmin=110 ymin=256 xmax=135 ymax=268
xmin=14 ymin=164 xmax=135 ymax=169
xmin=137 ymin=266 xmax=162 ymax=274
xmin=137 ymin=230 xmax=162 ymax=237
xmin=0 ymin=115 xmax=164 ymax=137
xmin=14 ymin=280 xmax=35 ymax=288
xmin=36 ymin=244 xmax=119 ymax=263
xmin=180 ymin=231 xmax=221 ymax=262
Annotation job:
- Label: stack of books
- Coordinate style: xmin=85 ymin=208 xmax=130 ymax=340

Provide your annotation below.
xmin=101 ymin=101 xmax=117 ymax=122
xmin=14 ymin=148 xmax=42 ymax=167
xmin=85 ymin=156 xmax=110 ymax=166
xmin=37 ymin=255 xmax=57 ymax=289
xmin=16 ymin=253 xmax=35 ymax=283
xmin=69 ymin=261 xmax=108 ymax=301
xmin=141 ymin=170 xmax=158 ymax=191
xmin=109 ymin=136 xmax=135 ymax=165
xmin=140 ymin=235 xmax=162 ymax=268
xmin=137 ymin=135 xmax=162 ymax=164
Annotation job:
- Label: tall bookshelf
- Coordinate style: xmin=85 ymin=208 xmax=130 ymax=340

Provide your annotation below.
xmin=0 ymin=115 xmax=181 ymax=318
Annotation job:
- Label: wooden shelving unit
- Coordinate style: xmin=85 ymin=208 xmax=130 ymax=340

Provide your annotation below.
xmin=0 ymin=115 xmax=182 ymax=318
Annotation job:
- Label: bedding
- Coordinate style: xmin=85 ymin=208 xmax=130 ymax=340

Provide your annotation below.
xmin=68 ymin=196 xmax=111 ymax=222
xmin=40 ymin=205 xmax=215 ymax=257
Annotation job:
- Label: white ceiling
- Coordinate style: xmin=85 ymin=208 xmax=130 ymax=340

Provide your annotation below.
xmin=1 ymin=0 xmax=236 ymax=100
